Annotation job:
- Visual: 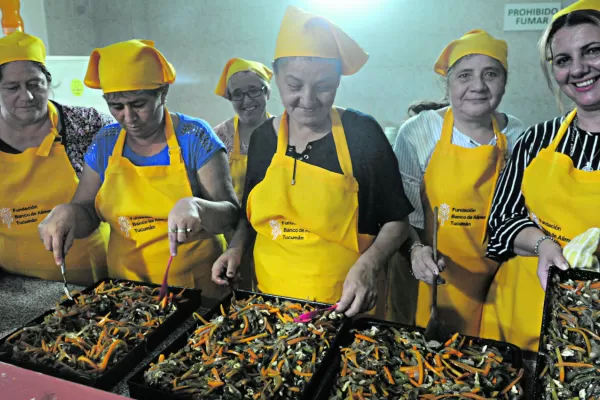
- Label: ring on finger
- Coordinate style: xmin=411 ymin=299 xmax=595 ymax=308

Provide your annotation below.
xmin=168 ymin=228 xmax=193 ymax=233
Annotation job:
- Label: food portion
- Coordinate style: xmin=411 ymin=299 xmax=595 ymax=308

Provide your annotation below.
xmin=0 ymin=280 xmax=181 ymax=377
xmin=538 ymin=276 xmax=600 ymax=399
xmin=330 ymin=326 xmax=523 ymax=400
xmin=144 ymin=294 xmax=343 ymax=399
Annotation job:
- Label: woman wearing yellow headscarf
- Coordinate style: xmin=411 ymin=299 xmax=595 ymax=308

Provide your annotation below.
xmin=214 ymin=58 xmax=273 ymax=201
xmin=482 ymin=0 xmax=600 ymax=351
xmin=0 ymin=31 xmax=111 ymax=285
xmin=394 ymin=30 xmax=525 ymax=336
xmin=39 ymin=40 xmax=238 ymax=296
xmin=211 ymin=6 xmax=414 ymax=316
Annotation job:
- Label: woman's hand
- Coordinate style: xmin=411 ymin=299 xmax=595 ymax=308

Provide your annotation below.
xmin=537 ymin=239 xmax=569 ymax=290
xmin=168 ymin=197 xmax=210 ymax=256
xmin=211 ymin=248 xmax=242 ymax=285
xmin=336 ymin=261 xmax=379 ymax=317
xmin=410 ymin=245 xmax=446 ymax=284
xmin=38 ymin=204 xmax=77 ymax=265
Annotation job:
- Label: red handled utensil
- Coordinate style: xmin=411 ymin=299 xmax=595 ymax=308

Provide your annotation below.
xmin=294 ymin=304 xmax=338 ymax=323
xmin=158 ymin=255 xmax=174 ymax=301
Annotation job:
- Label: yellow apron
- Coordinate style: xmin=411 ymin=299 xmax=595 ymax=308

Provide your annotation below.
xmin=229 ymin=113 xmax=270 ymax=202
xmin=481 ymin=109 xmax=600 ymax=350
xmin=416 ymin=108 xmax=506 ymax=336
xmin=95 ymin=109 xmax=226 ymax=297
xmin=0 ymin=102 xmax=108 ymax=285
xmin=247 ymin=109 xmax=374 ymax=303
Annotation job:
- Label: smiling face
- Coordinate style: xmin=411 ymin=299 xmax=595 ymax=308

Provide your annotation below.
xmin=447 ymin=54 xmax=507 ymax=120
xmin=227 ymin=71 xmax=269 ymax=125
xmin=104 ymin=88 xmax=167 ymax=138
xmin=551 ymin=23 xmax=600 ymax=111
xmin=275 ymin=57 xmax=341 ymax=128
xmin=0 ymin=61 xmax=50 ymax=125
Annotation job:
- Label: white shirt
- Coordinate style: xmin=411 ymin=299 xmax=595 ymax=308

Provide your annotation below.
xmin=393 ymin=109 xmax=526 ymax=229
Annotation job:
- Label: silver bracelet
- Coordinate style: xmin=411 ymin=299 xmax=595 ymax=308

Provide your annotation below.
xmin=409 ymin=242 xmax=425 ymax=253
xmin=534 ymin=235 xmax=557 ymax=256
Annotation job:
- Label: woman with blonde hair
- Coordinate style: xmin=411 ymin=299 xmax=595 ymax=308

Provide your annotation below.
xmin=482 ymin=0 xmax=600 ymax=350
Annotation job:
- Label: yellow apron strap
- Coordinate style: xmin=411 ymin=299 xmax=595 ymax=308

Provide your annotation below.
xmin=36 ymin=102 xmax=60 ymax=157
xmin=330 ymin=108 xmax=354 ymax=177
xmin=233 ymin=115 xmax=241 ymax=156
xmin=112 ymin=107 xmax=182 ymax=166
xmin=549 ymin=109 xmax=577 ymax=151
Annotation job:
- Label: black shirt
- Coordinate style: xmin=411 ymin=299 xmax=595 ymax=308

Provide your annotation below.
xmin=241 ymin=108 xmax=414 ymax=236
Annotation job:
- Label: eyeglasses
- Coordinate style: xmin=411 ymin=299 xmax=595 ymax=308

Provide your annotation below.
xmin=229 ymin=86 xmax=266 ymax=102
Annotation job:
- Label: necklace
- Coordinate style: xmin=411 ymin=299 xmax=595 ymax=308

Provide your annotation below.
xmin=572 ymin=117 xmax=600 ymax=172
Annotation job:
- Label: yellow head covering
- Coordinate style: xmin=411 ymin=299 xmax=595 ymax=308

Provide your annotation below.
xmin=214 ymin=58 xmax=273 ymax=98
xmin=84 ymin=39 xmax=176 ymax=93
xmin=434 ymin=29 xmax=508 ymax=76
xmin=553 ymin=0 xmax=600 ymax=21
xmin=274 ymin=5 xmax=368 ymax=76
xmin=0 ymin=31 xmax=45 ymax=66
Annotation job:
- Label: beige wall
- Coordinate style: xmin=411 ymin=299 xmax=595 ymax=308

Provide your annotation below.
xmin=42 ymin=0 xmax=567 ymax=129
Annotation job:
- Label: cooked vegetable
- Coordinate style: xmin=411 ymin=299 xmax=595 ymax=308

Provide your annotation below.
xmin=144 ymin=294 xmax=344 ymax=399
xmin=330 ymin=326 xmax=524 ymax=399
xmin=538 ymin=276 xmax=600 ymax=399
xmin=0 ymin=280 xmax=182 ymax=377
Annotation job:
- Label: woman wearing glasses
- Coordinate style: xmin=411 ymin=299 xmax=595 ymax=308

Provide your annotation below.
xmin=214 ymin=58 xmax=273 ymax=202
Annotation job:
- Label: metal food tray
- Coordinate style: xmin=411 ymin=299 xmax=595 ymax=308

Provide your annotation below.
xmin=127 ymin=289 xmax=350 ymax=400
xmin=313 ymin=317 xmax=524 ymax=400
xmin=533 ymin=267 xmax=600 ymax=399
xmin=0 ymin=278 xmax=202 ymax=390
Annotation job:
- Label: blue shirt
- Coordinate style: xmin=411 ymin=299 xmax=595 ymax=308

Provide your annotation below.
xmin=84 ymin=113 xmax=225 ymax=197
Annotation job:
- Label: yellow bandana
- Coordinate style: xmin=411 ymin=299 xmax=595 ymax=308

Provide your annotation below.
xmin=84 ymin=39 xmax=176 ymax=93
xmin=274 ymin=5 xmax=368 ymax=76
xmin=553 ymin=0 xmax=600 ymax=21
xmin=214 ymin=58 xmax=273 ymax=98
xmin=0 ymin=31 xmax=45 ymax=66
xmin=434 ymin=29 xmax=508 ymax=76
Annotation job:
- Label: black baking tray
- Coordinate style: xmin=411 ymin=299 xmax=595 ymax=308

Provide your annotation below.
xmin=313 ymin=317 xmax=524 ymax=400
xmin=0 ymin=278 xmax=202 ymax=390
xmin=533 ymin=267 xmax=600 ymax=399
xmin=128 ymin=289 xmax=350 ymax=400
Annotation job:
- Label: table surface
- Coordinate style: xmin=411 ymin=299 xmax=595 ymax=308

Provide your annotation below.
xmin=0 ymin=274 xmax=540 ymax=399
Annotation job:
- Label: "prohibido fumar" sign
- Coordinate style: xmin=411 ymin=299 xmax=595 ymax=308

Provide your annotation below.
xmin=504 ymin=3 xmax=561 ymax=31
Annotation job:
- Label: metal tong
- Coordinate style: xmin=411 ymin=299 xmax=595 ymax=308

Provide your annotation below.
xmin=60 ymin=262 xmax=73 ymax=301
xmin=424 ymin=206 xmax=450 ymax=342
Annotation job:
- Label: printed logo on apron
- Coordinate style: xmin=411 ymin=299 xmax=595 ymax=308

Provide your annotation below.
xmin=439 ymin=203 xmax=451 ymax=226
xmin=0 ymin=208 xmax=14 ymax=228
xmin=118 ymin=216 xmax=131 ymax=237
xmin=0 ymin=204 xmax=51 ymax=227
xmin=269 ymin=220 xmax=282 ymax=240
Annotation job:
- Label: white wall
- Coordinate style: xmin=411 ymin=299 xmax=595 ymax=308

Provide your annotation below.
xmin=17 ymin=0 xmax=48 ymax=44
xmin=43 ymin=0 xmax=571 ymax=129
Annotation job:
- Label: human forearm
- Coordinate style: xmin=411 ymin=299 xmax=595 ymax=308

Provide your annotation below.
xmin=69 ymin=202 xmax=101 ymax=238
xmin=357 ymin=219 xmax=410 ymax=273
xmin=513 ymin=226 xmax=555 ymax=257
xmin=194 ymin=197 xmax=238 ymax=234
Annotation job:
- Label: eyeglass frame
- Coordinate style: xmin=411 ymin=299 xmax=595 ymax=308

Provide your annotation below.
xmin=228 ymin=85 xmax=267 ymax=102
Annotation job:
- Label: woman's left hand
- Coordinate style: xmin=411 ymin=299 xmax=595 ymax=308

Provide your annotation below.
xmin=336 ymin=261 xmax=379 ymax=317
xmin=168 ymin=197 xmax=207 ymax=255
